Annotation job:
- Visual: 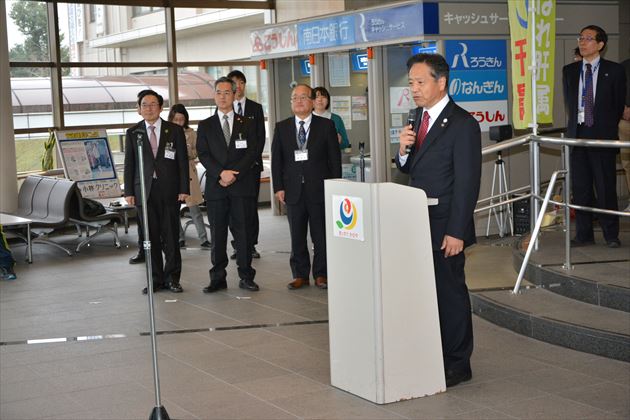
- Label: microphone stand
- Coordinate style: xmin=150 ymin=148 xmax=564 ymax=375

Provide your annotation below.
xmin=136 ymin=132 xmax=170 ymax=420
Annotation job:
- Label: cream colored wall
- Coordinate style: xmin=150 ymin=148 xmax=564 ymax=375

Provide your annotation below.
xmin=274 ymin=0 xmax=344 ymax=22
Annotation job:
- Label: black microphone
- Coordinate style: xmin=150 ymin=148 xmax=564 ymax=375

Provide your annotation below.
xmin=405 ymin=108 xmax=417 ymax=154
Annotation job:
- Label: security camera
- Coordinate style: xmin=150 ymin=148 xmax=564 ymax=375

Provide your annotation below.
xmin=289 ymin=81 xmax=298 ymax=89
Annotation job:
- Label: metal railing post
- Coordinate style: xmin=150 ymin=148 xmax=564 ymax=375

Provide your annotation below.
xmin=513 ymin=169 xmax=566 ymax=294
xmin=562 ymin=141 xmax=572 ymax=270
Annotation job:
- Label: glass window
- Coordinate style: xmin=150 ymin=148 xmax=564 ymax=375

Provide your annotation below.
xmin=61 ymin=67 xmax=170 ymax=127
xmin=59 ymin=3 xmax=167 ymax=63
xmin=174 ymin=7 xmax=264 ymax=62
xmin=132 ymin=6 xmax=159 ymax=17
xmin=11 ymin=68 xmax=53 ymax=130
xmin=6 ymin=0 xmax=50 ymax=62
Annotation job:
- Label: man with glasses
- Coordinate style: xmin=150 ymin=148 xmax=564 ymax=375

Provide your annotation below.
xmin=562 ymin=25 xmax=626 ymax=248
xmin=271 ymin=84 xmax=341 ymax=290
xmin=197 ymin=77 xmax=260 ymax=293
xmin=124 ymin=89 xmax=189 ymax=294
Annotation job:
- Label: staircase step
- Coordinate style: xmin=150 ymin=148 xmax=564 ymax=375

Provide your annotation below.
xmin=471 ymin=288 xmax=630 ymax=362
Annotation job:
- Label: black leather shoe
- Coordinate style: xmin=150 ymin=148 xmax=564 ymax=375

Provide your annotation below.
xmin=129 ymin=252 xmax=145 ymax=264
xmin=179 ymin=240 xmax=186 ymax=248
xmin=606 ymin=239 xmax=621 ymax=248
xmin=445 ymin=369 xmax=472 ymax=388
xmin=230 ymin=250 xmax=237 ymax=260
xmin=168 ymin=282 xmax=183 ymax=293
xmin=251 ymin=247 xmax=261 ymax=258
xmin=200 ymin=241 xmax=212 ymax=249
xmin=239 ymin=279 xmax=260 ymax=291
xmin=570 ymin=238 xmax=595 ymax=247
xmin=203 ymin=282 xmax=227 ymax=293
xmin=142 ymin=284 xmax=163 ymax=295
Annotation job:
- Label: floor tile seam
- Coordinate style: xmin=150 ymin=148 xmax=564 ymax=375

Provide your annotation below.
xmin=131 ymin=377 xmax=203 ymax=420
xmin=499 ymin=359 xmax=619 ymax=385
xmin=153 ymin=350 xmax=302 ymax=419
xmin=490 ymin=392 xmax=621 ymax=417
xmin=260 ymin=327 xmax=332 ymax=353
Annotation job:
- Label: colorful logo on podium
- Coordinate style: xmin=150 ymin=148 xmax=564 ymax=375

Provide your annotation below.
xmin=332 ymin=195 xmax=364 ymax=241
xmin=336 ymin=198 xmax=357 ymax=230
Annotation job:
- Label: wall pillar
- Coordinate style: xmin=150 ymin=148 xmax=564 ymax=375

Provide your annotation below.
xmin=0 ymin=0 xmax=18 ymax=213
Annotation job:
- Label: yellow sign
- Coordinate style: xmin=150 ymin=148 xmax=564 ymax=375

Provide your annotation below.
xmin=508 ymin=0 xmax=556 ymax=129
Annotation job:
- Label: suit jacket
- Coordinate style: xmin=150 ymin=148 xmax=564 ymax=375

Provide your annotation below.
xmin=396 ymin=99 xmax=482 ymax=251
xmin=562 ymin=58 xmax=626 ymax=141
xmin=196 ymin=113 xmax=259 ymax=199
xmin=243 ymin=98 xmax=266 ymax=172
xmin=124 ymin=119 xmax=189 ymax=202
xmin=271 ymin=114 xmax=342 ymax=205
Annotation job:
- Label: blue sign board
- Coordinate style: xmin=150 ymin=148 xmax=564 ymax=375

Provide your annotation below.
xmin=297 ymin=16 xmax=355 ymax=50
xmin=411 ymin=44 xmax=438 ymax=55
xmin=300 ymin=58 xmax=311 ymax=76
xmin=448 ymin=70 xmax=508 ymax=102
xmin=444 ymin=40 xmax=507 ymax=71
xmin=354 ymin=3 xmax=424 ymax=43
xmin=351 ymin=53 xmax=368 ymax=72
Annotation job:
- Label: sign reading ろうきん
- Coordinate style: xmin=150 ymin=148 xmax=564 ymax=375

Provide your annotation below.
xmin=332 ymin=195 xmax=364 ymax=241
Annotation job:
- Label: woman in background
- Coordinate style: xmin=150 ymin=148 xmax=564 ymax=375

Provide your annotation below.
xmin=313 ymin=86 xmax=350 ymax=149
xmin=168 ymin=104 xmax=210 ymax=249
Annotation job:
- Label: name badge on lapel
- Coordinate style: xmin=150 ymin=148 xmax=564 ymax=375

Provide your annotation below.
xmin=235 ymin=133 xmax=247 ymax=149
xmin=164 ymin=142 xmax=176 ymax=160
xmin=294 ymin=150 xmax=308 ymax=162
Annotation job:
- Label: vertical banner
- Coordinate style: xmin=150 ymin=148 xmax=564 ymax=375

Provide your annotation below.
xmin=508 ymin=1 xmax=532 ymax=129
xmin=534 ymin=0 xmax=556 ymax=124
xmin=509 ymin=0 xmax=556 ymax=129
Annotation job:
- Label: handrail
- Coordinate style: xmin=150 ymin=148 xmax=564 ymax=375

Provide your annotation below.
xmin=533 ymin=135 xmax=630 ymax=148
xmin=481 ymin=134 xmax=530 ymax=156
xmin=513 ymin=170 xmax=566 ymax=294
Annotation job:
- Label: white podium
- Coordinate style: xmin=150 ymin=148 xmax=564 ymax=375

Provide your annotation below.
xmin=325 ymin=180 xmax=445 ymax=404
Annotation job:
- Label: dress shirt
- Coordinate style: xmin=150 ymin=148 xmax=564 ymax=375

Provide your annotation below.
xmin=294 ymin=113 xmax=313 ymax=143
xmin=577 ymin=55 xmax=601 ymax=123
xmin=399 ymin=94 xmax=451 ymax=165
xmin=234 ymin=98 xmax=246 ymax=115
xmin=217 ymin=109 xmax=235 ymax=135
xmin=144 ymin=118 xmax=162 ymax=145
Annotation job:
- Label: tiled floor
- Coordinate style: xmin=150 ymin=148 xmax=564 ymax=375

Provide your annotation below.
xmin=1 ymin=208 xmax=628 ymax=419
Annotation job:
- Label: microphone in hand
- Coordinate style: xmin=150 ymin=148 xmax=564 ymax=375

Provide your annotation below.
xmin=405 ymin=108 xmax=417 ymax=154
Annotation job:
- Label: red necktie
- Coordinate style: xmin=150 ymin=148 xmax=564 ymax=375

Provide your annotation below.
xmin=415 ymin=111 xmax=430 ymax=149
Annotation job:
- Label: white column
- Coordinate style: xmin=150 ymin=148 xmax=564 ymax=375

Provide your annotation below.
xmin=0 ymin=0 xmax=18 ymax=213
xmin=367 ymin=47 xmax=388 ymax=182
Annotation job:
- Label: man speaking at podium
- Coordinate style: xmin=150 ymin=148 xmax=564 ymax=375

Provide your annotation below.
xmin=396 ymin=53 xmax=482 ymax=388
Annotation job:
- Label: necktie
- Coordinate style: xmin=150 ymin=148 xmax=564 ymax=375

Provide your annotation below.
xmin=237 ymin=102 xmax=243 ymax=116
xmin=148 ymin=125 xmax=158 ymax=157
xmin=584 ymin=63 xmax=594 ymax=127
xmin=298 ymin=121 xmax=306 ymax=148
xmin=415 ymin=111 xmax=430 ymax=149
xmin=222 ymin=115 xmax=231 ymax=145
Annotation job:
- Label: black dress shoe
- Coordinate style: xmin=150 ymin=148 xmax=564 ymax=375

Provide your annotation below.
xmin=570 ymin=238 xmax=595 ymax=247
xmin=168 ymin=282 xmax=183 ymax=293
xmin=200 ymin=241 xmax=212 ymax=249
xmin=445 ymin=369 xmax=472 ymax=388
xmin=179 ymin=240 xmax=186 ymax=248
xmin=239 ymin=279 xmax=260 ymax=291
xmin=251 ymin=247 xmax=260 ymax=258
xmin=203 ymin=282 xmax=227 ymax=293
xmin=606 ymin=239 xmax=621 ymax=248
xmin=129 ymin=252 xmax=145 ymax=264
xmin=230 ymin=250 xmax=237 ymax=260
xmin=142 ymin=284 xmax=164 ymax=295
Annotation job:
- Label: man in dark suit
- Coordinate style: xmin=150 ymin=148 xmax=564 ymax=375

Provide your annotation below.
xmin=197 ymin=77 xmax=260 ymax=293
xmin=227 ymin=70 xmax=266 ymax=260
xmin=396 ymin=53 xmax=481 ymax=388
xmin=124 ymin=89 xmax=189 ymax=294
xmin=562 ymin=25 xmax=626 ymax=248
xmin=271 ymin=84 xmax=341 ymax=290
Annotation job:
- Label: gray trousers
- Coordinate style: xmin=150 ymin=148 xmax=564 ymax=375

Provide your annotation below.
xmin=179 ymin=204 xmax=208 ymax=242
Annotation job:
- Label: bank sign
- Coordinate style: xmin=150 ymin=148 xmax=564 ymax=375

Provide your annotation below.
xmin=445 ymin=40 xmax=509 ymax=131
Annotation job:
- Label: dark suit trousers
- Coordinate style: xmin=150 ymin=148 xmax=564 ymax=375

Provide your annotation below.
xmin=572 ymin=125 xmax=619 ymax=242
xmin=433 ymin=251 xmax=473 ymax=373
xmin=143 ymin=179 xmax=182 ymax=286
xmin=135 ymin=207 xmax=144 ymax=252
xmin=286 ymin=187 xmax=327 ymax=279
xmin=207 ymin=195 xmax=256 ymax=284
xmin=229 ymin=175 xmax=261 ymax=252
